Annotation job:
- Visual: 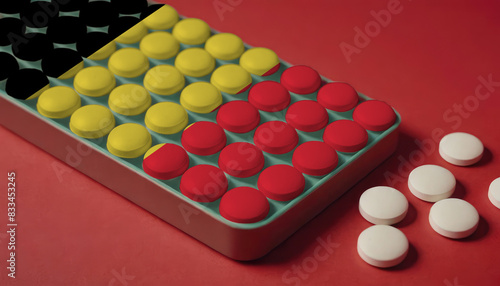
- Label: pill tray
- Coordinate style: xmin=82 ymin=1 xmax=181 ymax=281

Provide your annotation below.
xmin=0 ymin=1 xmax=401 ymax=260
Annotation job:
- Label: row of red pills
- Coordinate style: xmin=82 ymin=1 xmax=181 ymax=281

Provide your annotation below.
xmin=143 ymin=65 xmax=397 ymax=223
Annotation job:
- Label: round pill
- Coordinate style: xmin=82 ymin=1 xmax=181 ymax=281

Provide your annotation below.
xmin=286 ymin=100 xmax=329 ymax=132
xmin=488 ymin=178 xmax=500 ymax=209
xmin=21 ymin=2 xmax=59 ymax=28
xmin=254 ymin=121 xmax=298 ymax=154
xmin=439 ymin=132 xmax=484 ymax=166
xmin=144 ymin=65 xmax=185 ymax=96
xmin=140 ymin=31 xmax=180 ymax=60
xmin=143 ymin=143 xmax=189 ymax=180
xmin=292 ymin=141 xmax=338 ymax=176
xmin=248 ymin=81 xmax=291 ymax=112
xmin=76 ymin=32 xmax=116 ymax=60
xmin=219 ymin=187 xmax=270 ymax=223
xmin=0 ymin=52 xmax=19 ymax=81
xmin=46 ymin=16 xmax=86 ymax=44
xmin=180 ymin=82 xmax=223 ymax=113
xmin=359 ymin=186 xmax=408 ymax=225
xmin=181 ymin=121 xmax=227 ymax=155
xmin=205 ymin=33 xmax=245 ymax=60
xmin=216 ymin=101 xmax=260 ymax=133
xmin=180 ymin=165 xmax=228 ymax=202
xmin=6 ymin=69 xmax=49 ymax=100
xmin=107 ymin=123 xmax=152 ymax=158
xmin=69 ymin=105 xmax=115 ymax=139
xmin=12 ymin=33 xmax=53 ymax=61
xmin=429 ymin=198 xmax=479 ymax=239
xmin=0 ymin=18 xmax=23 ymax=46
xmin=141 ymin=4 xmax=179 ymax=30
xmin=317 ymin=82 xmax=359 ymax=112
xmin=80 ymin=1 xmax=118 ymax=27
xmin=42 ymin=48 xmax=84 ymax=80
xmin=353 ymin=100 xmax=396 ymax=131
xmin=280 ymin=65 xmax=321 ymax=95
xmin=239 ymin=47 xmax=280 ymax=76
xmin=357 ymin=225 xmax=409 ymax=268
xmin=408 ymin=164 xmax=456 ymax=202
xmin=108 ymin=84 xmax=151 ymax=116
xmin=172 ymin=18 xmax=211 ymax=45
xmin=258 ymin=165 xmax=305 ymax=201
xmin=323 ymin=120 xmax=368 ymax=153
xmin=175 ymin=48 xmax=215 ymax=77
xmin=74 ymin=66 xmax=116 ymax=97
xmin=218 ymin=142 xmax=265 ymax=178
xmin=145 ymin=102 xmax=188 ymax=134
xmin=110 ymin=17 xmax=148 ymax=44
xmin=210 ymin=64 xmax=252 ymax=94
xmin=37 ymin=86 xmax=81 ymax=119
xmin=108 ymin=48 xmax=150 ymax=78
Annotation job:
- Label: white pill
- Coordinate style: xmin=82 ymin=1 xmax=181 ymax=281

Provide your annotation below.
xmin=359 ymin=186 xmax=408 ymax=225
xmin=429 ymin=198 xmax=479 ymax=239
xmin=488 ymin=177 xmax=500 ymax=209
xmin=439 ymin=132 xmax=484 ymax=166
xmin=357 ymin=225 xmax=409 ymax=268
xmin=408 ymin=164 xmax=455 ymax=202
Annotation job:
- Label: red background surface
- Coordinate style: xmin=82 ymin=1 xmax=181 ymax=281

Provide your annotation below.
xmin=1 ymin=0 xmax=500 ymax=285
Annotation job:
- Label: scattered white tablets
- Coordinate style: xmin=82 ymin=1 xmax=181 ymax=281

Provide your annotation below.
xmin=408 ymin=164 xmax=456 ymax=202
xmin=488 ymin=177 xmax=500 ymax=209
xmin=439 ymin=132 xmax=484 ymax=166
xmin=359 ymin=186 xmax=408 ymax=225
xmin=429 ymin=198 xmax=479 ymax=239
xmin=357 ymin=225 xmax=409 ymax=268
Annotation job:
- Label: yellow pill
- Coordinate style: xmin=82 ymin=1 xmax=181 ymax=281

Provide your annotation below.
xmin=239 ymin=47 xmax=280 ymax=76
xmin=172 ymin=18 xmax=211 ymax=45
xmin=115 ymin=22 xmax=148 ymax=44
xmin=143 ymin=5 xmax=179 ymax=30
xmin=140 ymin=31 xmax=180 ymax=60
xmin=143 ymin=65 xmax=185 ymax=96
xmin=109 ymin=84 xmax=151 ymax=116
xmin=145 ymin=102 xmax=188 ymax=134
xmin=210 ymin=64 xmax=252 ymax=94
xmin=175 ymin=48 xmax=215 ymax=77
xmin=205 ymin=33 xmax=245 ymax=60
xmin=107 ymin=123 xmax=152 ymax=158
xmin=59 ymin=61 xmax=84 ymax=80
xmin=88 ymin=41 xmax=116 ymax=61
xmin=74 ymin=66 xmax=116 ymax=97
xmin=108 ymin=48 xmax=150 ymax=78
xmin=70 ymin=105 xmax=115 ymax=139
xmin=37 ymin=86 xmax=81 ymax=119
xmin=180 ymin=82 xmax=222 ymax=113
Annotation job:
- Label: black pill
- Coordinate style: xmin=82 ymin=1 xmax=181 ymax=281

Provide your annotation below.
xmin=80 ymin=1 xmax=119 ymax=27
xmin=11 ymin=33 xmax=54 ymax=61
xmin=0 ymin=0 xmax=31 ymax=14
xmin=76 ymin=32 xmax=113 ymax=58
xmin=20 ymin=1 xmax=60 ymax=28
xmin=0 ymin=18 xmax=24 ymax=46
xmin=108 ymin=16 xmax=140 ymax=40
xmin=52 ymin=0 xmax=89 ymax=12
xmin=42 ymin=48 xmax=83 ymax=78
xmin=6 ymin=69 xmax=50 ymax=100
xmin=0 ymin=52 xmax=19 ymax=81
xmin=47 ymin=16 xmax=87 ymax=44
